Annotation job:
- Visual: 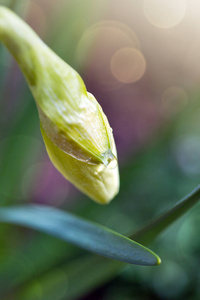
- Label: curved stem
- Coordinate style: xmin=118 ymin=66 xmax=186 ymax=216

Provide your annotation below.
xmin=0 ymin=6 xmax=45 ymax=86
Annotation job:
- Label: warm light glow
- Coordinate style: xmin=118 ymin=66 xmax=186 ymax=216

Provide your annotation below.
xmin=110 ymin=48 xmax=146 ymax=83
xmin=144 ymin=0 xmax=187 ymax=28
xmin=75 ymin=21 xmax=141 ymax=90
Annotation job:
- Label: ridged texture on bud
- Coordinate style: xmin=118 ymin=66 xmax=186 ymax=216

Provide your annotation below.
xmin=0 ymin=6 xmax=119 ymax=204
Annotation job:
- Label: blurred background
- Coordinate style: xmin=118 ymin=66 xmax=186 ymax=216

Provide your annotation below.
xmin=1 ymin=0 xmax=200 ymax=299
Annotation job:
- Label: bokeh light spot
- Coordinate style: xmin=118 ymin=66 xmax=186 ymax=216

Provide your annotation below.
xmin=22 ymin=161 xmax=69 ymax=205
xmin=76 ymin=21 xmax=141 ymax=90
xmin=162 ymin=86 xmax=188 ymax=114
xmin=172 ymin=135 xmax=200 ymax=175
xmin=22 ymin=162 xmax=52 ymax=198
xmin=0 ymin=251 xmax=39 ymax=294
xmin=144 ymin=0 xmax=187 ymax=28
xmin=110 ymin=48 xmax=146 ymax=83
xmin=0 ymin=135 xmax=42 ymax=200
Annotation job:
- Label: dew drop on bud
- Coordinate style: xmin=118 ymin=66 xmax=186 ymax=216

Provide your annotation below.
xmin=101 ymin=149 xmax=118 ymax=169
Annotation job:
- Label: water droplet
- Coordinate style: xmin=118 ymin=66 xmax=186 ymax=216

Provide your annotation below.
xmin=101 ymin=149 xmax=117 ymax=169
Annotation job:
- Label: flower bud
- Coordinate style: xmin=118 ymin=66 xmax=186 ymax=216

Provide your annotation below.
xmin=0 ymin=6 xmax=119 ymax=204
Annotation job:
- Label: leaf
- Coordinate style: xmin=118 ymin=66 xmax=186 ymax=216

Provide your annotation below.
xmin=131 ymin=184 xmax=200 ymax=245
xmin=34 ymin=183 xmax=200 ymax=300
xmin=0 ymin=205 xmax=161 ymax=266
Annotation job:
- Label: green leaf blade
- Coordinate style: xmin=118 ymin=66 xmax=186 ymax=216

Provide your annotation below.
xmin=131 ymin=184 xmax=200 ymax=245
xmin=0 ymin=205 xmax=161 ymax=266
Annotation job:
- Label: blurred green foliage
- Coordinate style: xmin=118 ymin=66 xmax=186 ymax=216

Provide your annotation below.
xmin=1 ymin=0 xmax=200 ymax=299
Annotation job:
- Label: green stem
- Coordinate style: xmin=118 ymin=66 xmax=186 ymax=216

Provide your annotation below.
xmin=131 ymin=184 xmax=200 ymax=245
xmin=0 ymin=6 xmax=45 ymax=86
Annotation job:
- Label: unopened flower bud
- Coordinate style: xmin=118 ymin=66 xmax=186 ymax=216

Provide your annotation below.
xmin=0 ymin=6 xmax=119 ymax=204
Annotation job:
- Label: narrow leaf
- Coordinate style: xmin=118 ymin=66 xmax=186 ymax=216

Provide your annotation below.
xmin=0 ymin=205 xmax=161 ymax=266
xmin=53 ymin=183 xmax=200 ymax=300
xmin=132 ymin=184 xmax=200 ymax=245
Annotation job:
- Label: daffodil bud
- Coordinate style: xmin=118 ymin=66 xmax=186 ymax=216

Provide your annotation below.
xmin=0 ymin=6 xmax=119 ymax=204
